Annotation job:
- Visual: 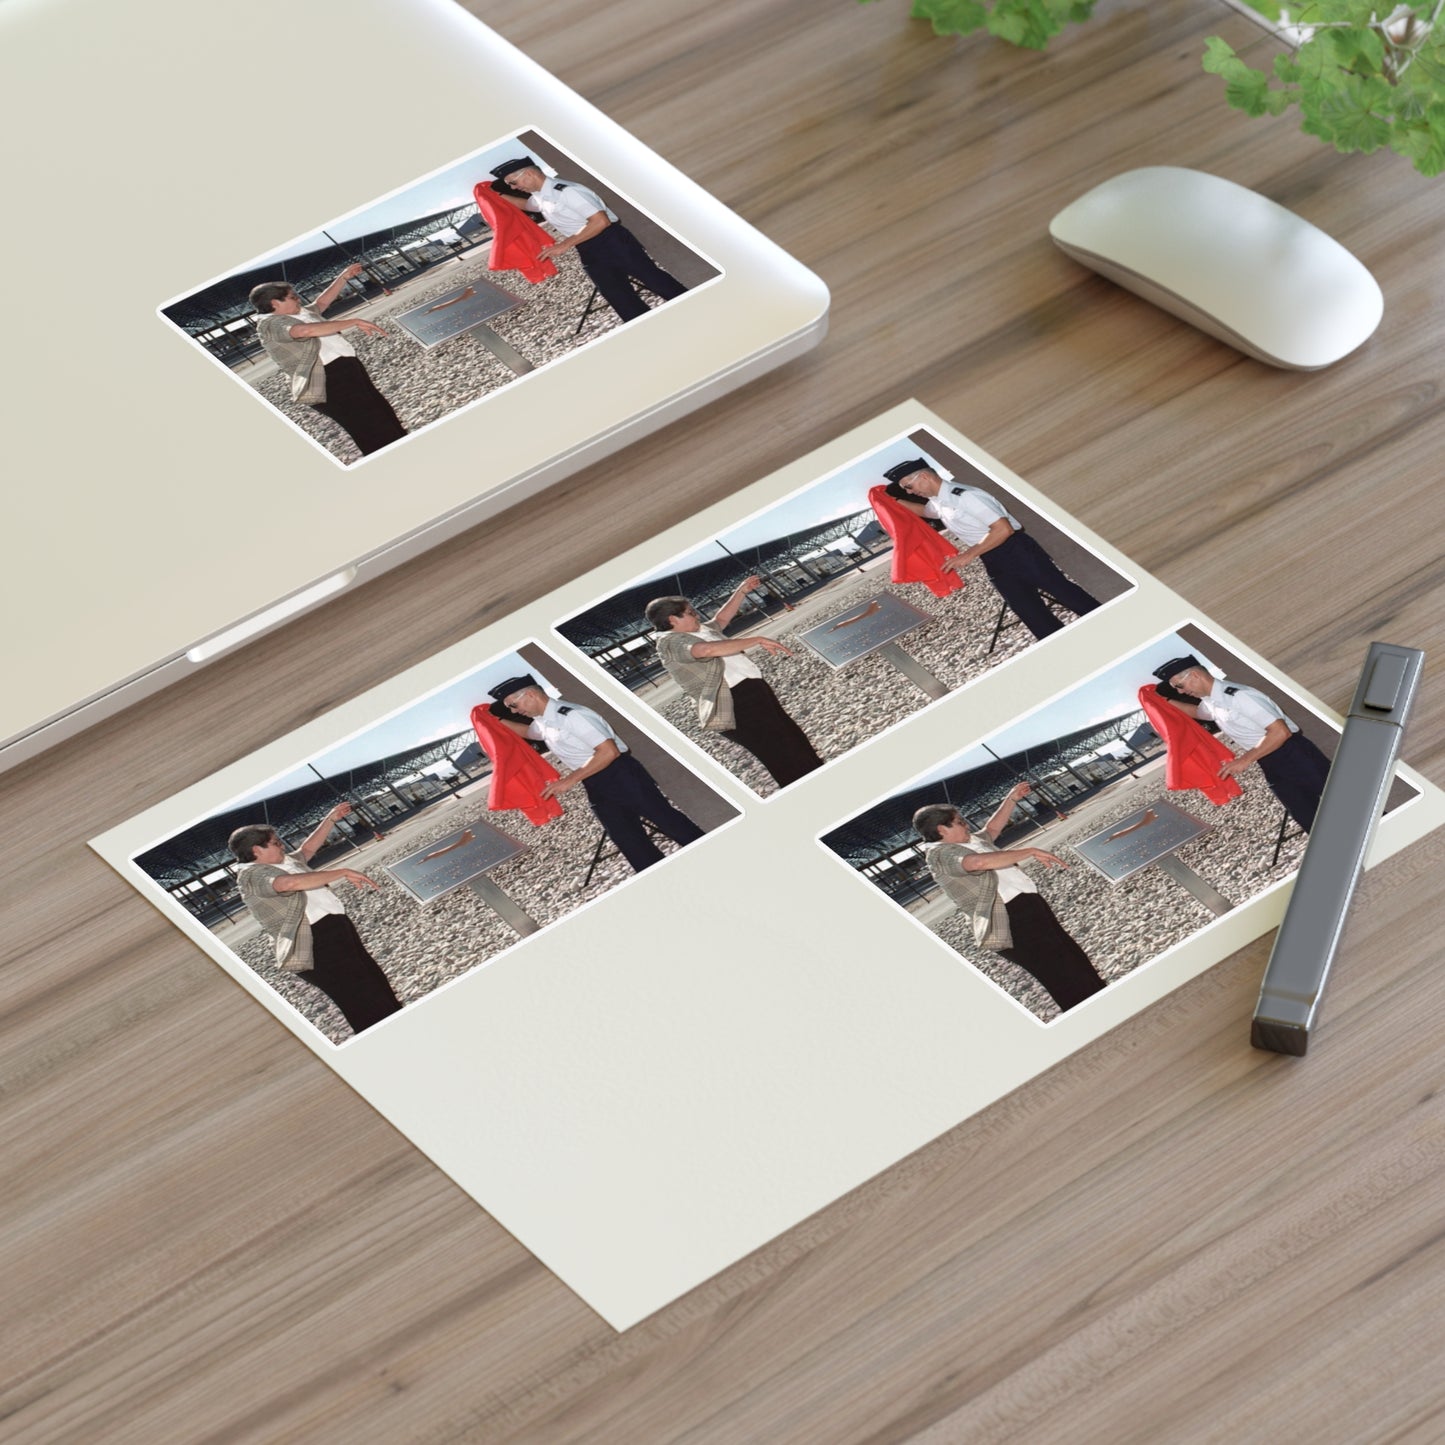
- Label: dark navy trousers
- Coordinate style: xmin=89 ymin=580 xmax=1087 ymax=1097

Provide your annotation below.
xmin=583 ymin=752 xmax=704 ymax=872
xmin=1258 ymin=730 xmax=1332 ymax=833
xmin=982 ymin=530 xmax=1100 ymax=640
xmin=575 ymin=224 xmax=687 ymax=322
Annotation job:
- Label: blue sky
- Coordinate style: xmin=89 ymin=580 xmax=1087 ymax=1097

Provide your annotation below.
xmin=630 ymin=435 xmax=970 ymax=587
xmin=222 ymin=650 xmax=562 ymax=812
xmin=896 ymin=632 xmax=1221 ymax=798
xmin=251 ymin=138 xmax=556 ymax=268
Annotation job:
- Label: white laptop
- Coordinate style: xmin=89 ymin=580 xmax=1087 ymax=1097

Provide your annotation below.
xmin=0 ymin=0 xmax=828 ymax=772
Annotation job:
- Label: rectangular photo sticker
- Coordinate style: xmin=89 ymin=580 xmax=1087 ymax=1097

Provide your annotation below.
xmin=158 ymin=129 xmax=721 ymax=467
xmin=820 ymin=621 xmax=1420 ymax=1025
xmin=555 ymin=425 xmax=1135 ymax=798
xmin=128 ymin=642 xmax=738 ymax=1046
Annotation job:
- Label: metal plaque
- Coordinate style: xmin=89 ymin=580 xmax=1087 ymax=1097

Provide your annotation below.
xmin=1070 ymin=797 xmax=1211 ymax=883
xmin=392 ymin=280 xmax=523 ymax=348
xmin=384 ymin=819 xmax=528 ymax=904
xmin=799 ymin=592 xmax=934 ymax=670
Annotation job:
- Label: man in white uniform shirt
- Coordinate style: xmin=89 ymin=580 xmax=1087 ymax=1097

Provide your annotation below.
xmin=913 ymin=785 xmax=1106 ymax=1012
xmin=488 ymin=673 xmax=704 ymax=873
xmin=1153 ymin=654 xmax=1331 ymax=832
xmin=489 ymin=155 xmax=688 ymax=323
xmin=881 ymin=457 xmax=1100 ymax=639
xmin=645 ymin=576 xmax=824 ymax=788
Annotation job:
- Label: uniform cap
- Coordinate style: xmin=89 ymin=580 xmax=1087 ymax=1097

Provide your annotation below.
xmin=881 ymin=458 xmax=932 ymax=485
xmin=489 ymin=156 xmax=537 ymax=181
xmin=488 ymin=673 xmax=539 ymax=702
xmin=1152 ymin=655 xmax=1202 ymax=684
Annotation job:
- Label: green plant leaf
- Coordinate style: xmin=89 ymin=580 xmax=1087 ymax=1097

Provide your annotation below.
xmin=1389 ymin=117 xmax=1445 ymax=174
xmin=910 ymin=0 xmax=989 ymax=36
xmin=1391 ymin=102 xmax=1445 ymax=174
xmin=1294 ymin=33 xmax=1351 ymax=92
xmin=986 ymin=0 xmax=1062 ymax=49
xmin=1230 ymin=64 xmax=1285 ymax=117
xmin=1202 ymin=36 xmax=1240 ymax=75
xmin=1309 ymin=0 xmax=1369 ymax=23
xmin=1202 ymin=52 xmax=1283 ymax=116
xmin=1264 ymin=83 xmax=1293 ymax=116
xmin=1301 ymin=75 xmax=1395 ymax=151
xmin=902 ymin=0 xmax=1098 ymax=41
xmin=1203 ymin=42 xmax=1288 ymax=118
xmin=1324 ymin=23 xmax=1385 ymax=78
xmin=1391 ymin=86 xmax=1429 ymax=122
xmin=1273 ymin=52 xmax=1301 ymax=85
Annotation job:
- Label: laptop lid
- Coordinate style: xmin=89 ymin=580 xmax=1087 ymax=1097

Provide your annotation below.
xmin=0 ymin=0 xmax=828 ymax=770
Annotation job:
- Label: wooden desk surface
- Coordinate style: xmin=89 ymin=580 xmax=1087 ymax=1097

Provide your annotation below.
xmin=5 ymin=1 xmax=1444 ymax=1439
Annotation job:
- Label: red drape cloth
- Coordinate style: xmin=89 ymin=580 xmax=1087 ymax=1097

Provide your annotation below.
xmin=866 ymin=486 xmax=964 ymax=598
xmin=472 ymin=183 xmax=558 ymax=284
xmin=470 ymin=705 xmax=564 ymax=825
xmin=1136 ymin=685 xmax=1243 ymax=806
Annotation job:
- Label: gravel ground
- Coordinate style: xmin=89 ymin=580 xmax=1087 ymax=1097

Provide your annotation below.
xmin=657 ymin=568 xmax=1085 ymax=796
xmin=245 ymin=250 xmax=635 ymax=463
xmin=234 ymin=779 xmax=693 ymax=1045
xmin=925 ymin=777 xmax=1308 ymax=1023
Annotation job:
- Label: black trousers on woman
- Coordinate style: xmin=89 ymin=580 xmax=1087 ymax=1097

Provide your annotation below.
xmin=721 ymin=677 xmax=824 ymax=788
xmin=311 ymin=356 xmax=408 ymax=457
xmin=297 ymin=914 xmax=403 ymax=1035
xmin=997 ymin=892 xmax=1107 ymax=1012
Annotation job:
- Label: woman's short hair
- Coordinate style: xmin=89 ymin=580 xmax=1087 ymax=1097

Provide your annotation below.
xmin=248 ymin=281 xmax=294 ymax=314
xmin=912 ymin=804 xmax=960 ymax=843
xmin=228 ymin=824 xmax=277 ymax=863
xmin=644 ymin=596 xmax=691 ymax=631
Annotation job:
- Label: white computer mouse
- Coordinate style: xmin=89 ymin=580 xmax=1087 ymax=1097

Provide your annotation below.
xmin=1048 ymin=166 xmax=1383 ymax=370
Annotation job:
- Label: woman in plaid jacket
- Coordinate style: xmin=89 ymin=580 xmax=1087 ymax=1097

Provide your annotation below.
xmin=914 ymin=784 xmax=1106 ymax=1013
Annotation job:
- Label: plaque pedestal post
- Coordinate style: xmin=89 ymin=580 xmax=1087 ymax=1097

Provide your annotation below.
xmin=875 ymin=641 xmax=948 ymax=700
xmin=467 ymin=324 xmax=535 ymax=375
xmin=469 ymin=875 xmax=542 ymax=935
xmin=1155 ymin=855 xmax=1235 ymax=916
